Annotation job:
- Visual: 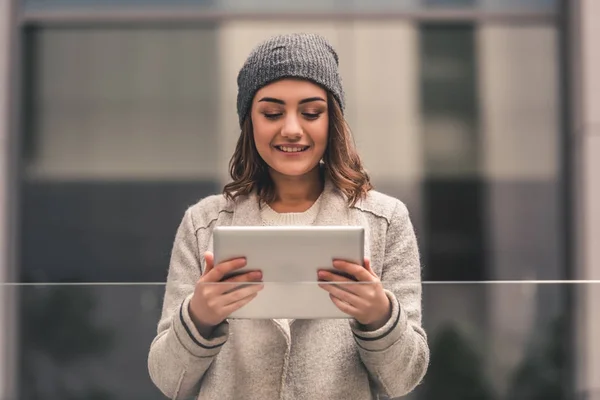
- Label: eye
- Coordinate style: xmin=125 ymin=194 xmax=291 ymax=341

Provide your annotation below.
xmin=303 ymin=112 xmax=322 ymax=120
xmin=264 ymin=113 xmax=282 ymax=120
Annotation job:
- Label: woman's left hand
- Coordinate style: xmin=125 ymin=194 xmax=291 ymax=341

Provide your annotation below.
xmin=318 ymin=258 xmax=391 ymax=331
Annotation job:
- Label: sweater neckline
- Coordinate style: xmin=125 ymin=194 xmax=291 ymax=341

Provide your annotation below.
xmin=260 ymin=194 xmax=323 ymax=226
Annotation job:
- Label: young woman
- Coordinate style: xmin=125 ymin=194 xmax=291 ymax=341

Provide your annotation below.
xmin=148 ymin=33 xmax=429 ymax=400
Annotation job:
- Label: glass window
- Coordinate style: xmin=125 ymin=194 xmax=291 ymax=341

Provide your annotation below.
xmin=19 ymin=26 xmax=221 ymax=283
xmin=419 ymin=23 xmax=484 ymax=281
xmin=15 ymin=17 xmax=567 ymax=400
xmin=417 ymin=21 xmax=566 ymax=399
xmin=418 ymin=23 xmax=562 ymax=282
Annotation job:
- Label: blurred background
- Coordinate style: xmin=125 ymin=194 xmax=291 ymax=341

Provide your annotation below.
xmin=1 ymin=0 xmax=599 ymax=399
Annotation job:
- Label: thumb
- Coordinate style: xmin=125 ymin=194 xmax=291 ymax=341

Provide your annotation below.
xmin=203 ymin=251 xmax=215 ymax=275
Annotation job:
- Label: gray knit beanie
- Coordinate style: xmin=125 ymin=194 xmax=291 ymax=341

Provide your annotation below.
xmin=236 ymin=33 xmax=345 ymax=127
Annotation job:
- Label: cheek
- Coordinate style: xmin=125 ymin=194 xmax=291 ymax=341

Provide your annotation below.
xmin=253 ymin=135 xmax=272 ymax=160
xmin=314 ymin=119 xmax=329 ymax=148
xmin=251 ymin=119 xmax=272 ymax=150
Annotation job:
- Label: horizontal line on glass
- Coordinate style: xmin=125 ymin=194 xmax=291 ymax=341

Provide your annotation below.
xmin=1 ymin=280 xmax=599 ymax=286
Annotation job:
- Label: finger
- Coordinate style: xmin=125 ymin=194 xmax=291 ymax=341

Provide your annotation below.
xmin=363 ymin=258 xmax=378 ymax=278
xmin=203 ymin=257 xmax=247 ymax=282
xmin=319 ymin=281 xmax=366 ymax=308
xmin=220 ymin=283 xmax=264 ymax=307
xmin=221 ymin=292 xmax=259 ymax=316
xmin=317 ymin=270 xmax=363 ymax=295
xmin=329 ymin=293 xmax=359 ymax=318
xmin=203 ymin=251 xmax=214 ymax=275
xmin=318 ymin=270 xmax=354 ymax=282
xmin=332 ymin=259 xmax=375 ymax=282
xmin=222 ymin=270 xmax=262 ymax=283
xmin=217 ymin=271 xmax=263 ymax=295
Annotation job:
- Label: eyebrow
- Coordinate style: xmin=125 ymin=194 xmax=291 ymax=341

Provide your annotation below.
xmin=257 ymin=96 xmax=326 ymax=105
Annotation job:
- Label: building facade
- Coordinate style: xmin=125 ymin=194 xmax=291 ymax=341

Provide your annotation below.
xmin=1 ymin=0 xmax=599 ymax=399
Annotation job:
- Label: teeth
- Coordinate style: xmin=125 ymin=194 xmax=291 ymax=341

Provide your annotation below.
xmin=279 ymin=146 xmax=306 ymax=153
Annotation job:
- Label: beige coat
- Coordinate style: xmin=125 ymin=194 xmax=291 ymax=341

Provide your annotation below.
xmin=148 ymin=181 xmax=429 ymax=399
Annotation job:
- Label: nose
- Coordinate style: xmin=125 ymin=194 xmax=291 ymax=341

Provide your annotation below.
xmin=280 ymin=113 xmax=303 ymax=139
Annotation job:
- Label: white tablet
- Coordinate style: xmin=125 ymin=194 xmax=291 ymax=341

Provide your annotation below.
xmin=212 ymin=226 xmax=364 ymax=319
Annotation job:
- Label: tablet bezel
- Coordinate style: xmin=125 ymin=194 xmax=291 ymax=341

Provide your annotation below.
xmin=211 ymin=225 xmax=365 ymax=319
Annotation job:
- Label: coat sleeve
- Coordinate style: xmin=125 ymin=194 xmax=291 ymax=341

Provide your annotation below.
xmin=147 ymin=208 xmax=229 ymax=400
xmin=350 ymin=200 xmax=430 ymax=398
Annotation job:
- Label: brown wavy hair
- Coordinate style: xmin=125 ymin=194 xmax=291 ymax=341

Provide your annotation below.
xmin=223 ymin=92 xmax=373 ymax=206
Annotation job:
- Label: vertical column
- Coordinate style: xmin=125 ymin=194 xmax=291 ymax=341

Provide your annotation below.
xmin=478 ymin=25 xmax=561 ymax=395
xmin=573 ymin=0 xmax=600 ymax=397
xmin=350 ymin=21 xmax=422 ymax=217
xmin=0 ymin=0 xmax=16 ymax=398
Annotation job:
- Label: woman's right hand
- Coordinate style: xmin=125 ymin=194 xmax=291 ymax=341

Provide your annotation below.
xmin=188 ymin=251 xmax=263 ymax=337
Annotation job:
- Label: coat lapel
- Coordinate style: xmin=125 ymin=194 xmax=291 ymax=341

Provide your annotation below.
xmin=313 ymin=180 xmax=371 ymax=262
xmin=313 ymin=179 xmax=351 ymax=226
xmin=230 ymin=193 xmax=263 ymax=227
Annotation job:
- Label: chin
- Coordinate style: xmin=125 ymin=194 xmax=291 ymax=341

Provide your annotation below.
xmin=275 ymin=169 xmax=311 ymax=178
xmin=271 ymin=164 xmax=318 ymax=178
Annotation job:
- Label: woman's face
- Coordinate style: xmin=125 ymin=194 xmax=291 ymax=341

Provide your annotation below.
xmin=250 ymin=79 xmax=329 ymax=179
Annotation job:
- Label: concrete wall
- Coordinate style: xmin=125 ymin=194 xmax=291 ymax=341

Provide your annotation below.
xmin=574 ymin=0 xmax=600 ymax=397
xmin=478 ymin=25 xmax=562 ymax=395
xmin=0 ymin=0 xmax=16 ymax=397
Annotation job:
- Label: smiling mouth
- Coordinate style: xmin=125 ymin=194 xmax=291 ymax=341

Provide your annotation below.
xmin=274 ymin=145 xmax=310 ymax=153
